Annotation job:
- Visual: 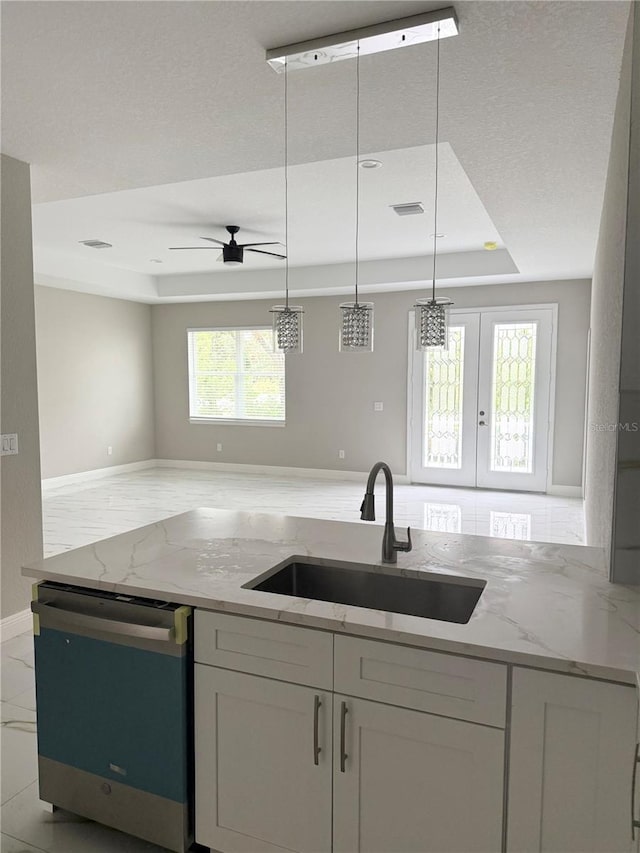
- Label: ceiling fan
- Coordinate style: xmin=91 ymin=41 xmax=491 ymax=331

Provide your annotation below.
xmin=169 ymin=225 xmax=286 ymax=266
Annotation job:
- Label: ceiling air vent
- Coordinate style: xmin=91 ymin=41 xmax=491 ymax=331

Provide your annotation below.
xmin=391 ymin=202 xmax=424 ymax=216
xmin=79 ymin=239 xmax=113 ymax=249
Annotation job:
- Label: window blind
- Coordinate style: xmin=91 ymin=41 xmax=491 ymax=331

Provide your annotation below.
xmin=188 ymin=328 xmax=285 ymax=422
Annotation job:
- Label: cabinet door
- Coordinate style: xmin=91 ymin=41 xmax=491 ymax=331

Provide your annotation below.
xmin=333 ymin=695 xmax=504 ymax=853
xmin=195 ymin=665 xmax=332 ymax=853
xmin=508 ymin=668 xmax=639 ymax=853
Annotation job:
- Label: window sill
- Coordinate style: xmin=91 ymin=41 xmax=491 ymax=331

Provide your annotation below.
xmin=189 ymin=418 xmax=286 ymax=428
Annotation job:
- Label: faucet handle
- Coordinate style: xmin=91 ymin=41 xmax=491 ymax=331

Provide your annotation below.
xmin=360 ymin=492 xmax=375 ymax=521
xmin=396 ymin=527 xmax=412 ymax=553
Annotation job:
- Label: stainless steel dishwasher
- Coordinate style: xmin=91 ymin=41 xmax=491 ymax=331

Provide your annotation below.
xmin=32 ymin=581 xmax=194 ymax=853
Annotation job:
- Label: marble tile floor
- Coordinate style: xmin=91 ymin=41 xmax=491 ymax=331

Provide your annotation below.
xmin=42 ymin=466 xmax=585 ymax=560
xmin=1 ymin=467 xmax=585 ymax=852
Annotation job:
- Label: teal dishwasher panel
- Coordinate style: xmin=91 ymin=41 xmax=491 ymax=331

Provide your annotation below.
xmin=35 ymin=627 xmax=189 ymax=803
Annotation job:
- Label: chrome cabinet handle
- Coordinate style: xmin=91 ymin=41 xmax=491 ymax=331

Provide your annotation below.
xmin=313 ymin=695 xmax=322 ymax=766
xmin=340 ymin=701 xmax=348 ymax=772
xmin=632 ymin=742 xmax=640 ymax=840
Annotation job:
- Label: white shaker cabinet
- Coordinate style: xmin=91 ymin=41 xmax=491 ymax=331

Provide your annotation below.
xmin=194 ymin=611 xmax=639 ymax=853
xmin=332 ymin=695 xmax=505 ymax=853
xmin=195 ymin=666 xmax=332 ymax=853
xmin=508 ymin=667 xmax=639 ymax=853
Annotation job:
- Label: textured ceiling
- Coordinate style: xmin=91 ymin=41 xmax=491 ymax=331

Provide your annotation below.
xmin=32 ymin=144 xmax=504 ymax=272
xmin=1 ymin=0 xmax=631 ymax=300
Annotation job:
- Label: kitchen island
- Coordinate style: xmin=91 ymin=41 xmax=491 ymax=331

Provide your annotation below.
xmin=23 ymin=508 xmax=640 ymax=853
xmin=23 ymin=507 xmax=640 ymax=683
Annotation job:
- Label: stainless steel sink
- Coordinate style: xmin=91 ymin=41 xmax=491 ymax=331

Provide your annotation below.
xmin=244 ymin=556 xmax=485 ymax=624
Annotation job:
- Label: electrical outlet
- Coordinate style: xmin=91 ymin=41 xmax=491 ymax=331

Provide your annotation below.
xmin=107 ymin=446 xmax=113 ymax=456
xmin=374 ymin=401 xmax=384 ymax=411
xmin=1 ymin=433 xmax=18 ymax=456
xmin=217 ymin=443 xmax=223 ymax=452
xmin=338 ymin=450 xmax=345 ymax=459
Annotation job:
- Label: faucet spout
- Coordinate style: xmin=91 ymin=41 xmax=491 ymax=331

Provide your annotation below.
xmin=360 ymin=462 xmax=412 ymax=564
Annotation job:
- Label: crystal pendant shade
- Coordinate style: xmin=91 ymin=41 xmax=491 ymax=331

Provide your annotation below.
xmin=339 ymin=302 xmax=374 ymax=351
xmin=414 ymin=297 xmax=452 ymax=350
xmin=271 ymin=305 xmax=304 ymax=354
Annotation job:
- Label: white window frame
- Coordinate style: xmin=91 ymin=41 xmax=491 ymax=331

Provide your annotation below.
xmin=187 ymin=326 xmax=286 ymax=427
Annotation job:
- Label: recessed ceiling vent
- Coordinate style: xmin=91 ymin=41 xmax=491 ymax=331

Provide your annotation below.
xmin=391 ymin=202 xmax=424 ymax=216
xmin=79 ymin=239 xmax=113 ymax=249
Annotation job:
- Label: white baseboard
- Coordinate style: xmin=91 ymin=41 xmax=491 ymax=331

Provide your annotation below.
xmin=547 ymin=485 xmax=583 ymax=498
xmin=42 ymin=459 xmax=157 ymax=492
xmin=41 ymin=457 xmax=575 ymax=495
xmin=0 ymin=608 xmax=32 ymax=642
xmin=155 ymin=458 xmax=410 ymax=484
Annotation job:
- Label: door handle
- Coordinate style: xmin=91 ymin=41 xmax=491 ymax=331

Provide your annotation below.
xmin=313 ymin=695 xmax=322 ymax=766
xmin=31 ymin=601 xmax=177 ymax=643
xmin=340 ymin=701 xmax=348 ymax=772
xmin=632 ymin=742 xmax=640 ymax=840
xmin=479 ymin=420 xmax=486 ymax=426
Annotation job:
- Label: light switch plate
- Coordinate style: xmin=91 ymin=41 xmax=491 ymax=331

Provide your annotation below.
xmin=1 ymin=433 xmax=19 ymax=456
xmin=374 ymin=401 xmax=384 ymax=411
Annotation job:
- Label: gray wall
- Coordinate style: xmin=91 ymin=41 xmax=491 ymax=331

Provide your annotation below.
xmin=585 ymin=6 xmax=639 ymax=582
xmin=1 ymin=155 xmax=43 ymax=619
xmin=35 ymin=285 xmax=156 ymax=479
xmin=152 ymin=278 xmax=590 ymax=487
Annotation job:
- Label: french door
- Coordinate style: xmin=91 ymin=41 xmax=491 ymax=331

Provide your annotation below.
xmin=410 ymin=307 xmax=554 ymax=492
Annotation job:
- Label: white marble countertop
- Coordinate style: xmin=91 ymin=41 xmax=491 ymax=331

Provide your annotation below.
xmin=23 ymin=508 xmax=640 ymax=685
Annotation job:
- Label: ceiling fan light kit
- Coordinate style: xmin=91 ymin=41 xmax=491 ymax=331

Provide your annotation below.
xmin=169 ymin=224 xmax=286 ymax=265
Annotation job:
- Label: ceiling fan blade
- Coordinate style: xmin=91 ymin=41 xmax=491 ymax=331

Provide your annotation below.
xmin=239 ymin=241 xmax=284 ymax=248
xmin=200 ymin=237 xmax=227 ymax=246
xmin=169 ymin=246 xmax=221 ymax=250
xmin=246 ymin=248 xmax=287 ymax=260
xmin=216 ymin=253 xmax=224 ymax=262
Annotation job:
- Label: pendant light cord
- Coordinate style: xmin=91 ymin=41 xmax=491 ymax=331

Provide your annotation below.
xmin=431 ymin=24 xmax=441 ymax=303
xmin=355 ymin=41 xmax=360 ymax=306
xmin=284 ymin=58 xmax=290 ymax=310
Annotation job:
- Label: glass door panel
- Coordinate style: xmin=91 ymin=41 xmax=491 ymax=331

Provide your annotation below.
xmin=477 ymin=309 xmax=553 ymax=491
xmin=410 ymin=313 xmax=479 ymax=487
xmin=490 ymin=322 xmax=537 ymax=474
xmin=423 ymin=327 xmax=465 ymax=470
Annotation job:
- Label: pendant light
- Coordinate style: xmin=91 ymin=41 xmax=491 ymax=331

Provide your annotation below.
xmin=271 ymin=58 xmax=303 ymax=354
xmin=414 ymin=25 xmax=453 ymax=350
xmin=339 ymin=42 xmax=374 ymax=352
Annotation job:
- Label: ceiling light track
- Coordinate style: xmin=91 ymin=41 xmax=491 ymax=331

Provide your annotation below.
xmin=266 ymin=7 xmax=459 ymax=72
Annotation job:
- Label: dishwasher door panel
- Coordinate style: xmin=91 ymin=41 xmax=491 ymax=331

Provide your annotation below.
xmin=35 ymin=626 xmax=189 ymax=803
